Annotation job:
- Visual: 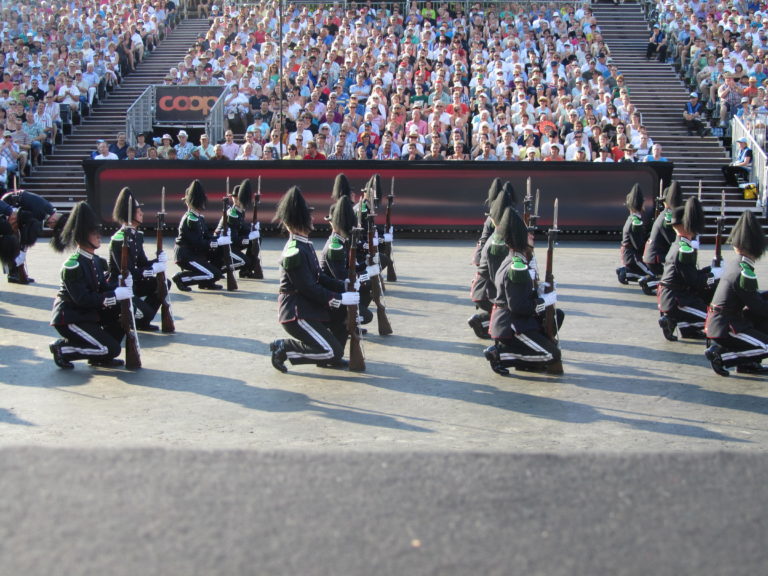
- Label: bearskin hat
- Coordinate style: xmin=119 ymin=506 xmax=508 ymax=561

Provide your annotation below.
xmin=626 ymin=183 xmax=644 ymax=213
xmin=664 ymin=180 xmax=683 ymax=209
xmin=330 ymin=196 xmax=356 ymax=236
xmin=50 ymin=201 xmax=100 ymax=252
xmin=274 ymin=185 xmax=313 ymax=232
xmin=498 ymin=206 xmax=529 ymax=252
xmin=112 ymin=187 xmax=142 ymax=224
xmin=0 ymin=217 xmax=19 ymax=266
xmin=671 ymin=197 xmax=705 ymax=235
xmin=184 ymin=179 xmax=207 ymax=210
xmin=486 ymin=177 xmax=503 ymax=206
xmin=488 ymin=182 xmax=514 ymax=224
xmin=233 ymin=178 xmax=253 ymax=209
xmin=331 ymin=173 xmax=352 ymax=200
xmin=728 ymin=210 xmax=766 ymax=259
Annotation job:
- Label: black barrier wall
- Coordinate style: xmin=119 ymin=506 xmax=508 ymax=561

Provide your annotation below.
xmin=83 ymin=160 xmax=672 ymax=234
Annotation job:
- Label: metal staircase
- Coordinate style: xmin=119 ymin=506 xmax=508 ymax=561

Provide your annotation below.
xmin=592 ymin=1 xmax=759 ymax=238
xmin=22 ymin=18 xmax=212 ymax=212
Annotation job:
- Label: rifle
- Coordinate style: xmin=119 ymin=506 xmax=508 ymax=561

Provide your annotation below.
xmin=245 ymin=175 xmax=264 ymax=279
xmin=713 ymin=189 xmax=725 ymax=268
xmin=222 ymin=178 xmax=238 ymax=291
xmin=121 ymin=202 xmax=142 ymax=369
xmin=347 ymin=219 xmax=366 ymax=371
xmin=543 ymin=198 xmax=563 ymax=375
xmin=382 ymin=176 xmax=397 ymax=282
xmin=365 ymin=184 xmax=393 ymax=336
xmin=156 ymin=186 xmax=175 ymax=333
xmin=653 ymin=178 xmax=665 ymax=220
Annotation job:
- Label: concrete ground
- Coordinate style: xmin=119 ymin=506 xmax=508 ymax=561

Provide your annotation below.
xmin=1 ymin=237 xmax=767 ymax=574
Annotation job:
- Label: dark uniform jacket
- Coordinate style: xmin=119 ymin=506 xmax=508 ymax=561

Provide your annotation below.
xmin=706 ymin=257 xmax=768 ymax=338
xmin=278 ymin=234 xmax=345 ymax=323
xmin=1 ymin=190 xmax=56 ymax=247
xmin=108 ymin=226 xmax=157 ymax=293
xmin=472 ymin=216 xmax=494 ymax=266
xmin=174 ymin=210 xmax=212 ymax=262
xmin=217 ymin=205 xmax=251 ymax=248
xmin=320 ymin=233 xmax=350 ymax=281
xmin=643 ymin=209 xmax=675 ymax=265
xmin=51 ymin=249 xmax=119 ymax=325
xmin=490 ymin=251 xmax=548 ymax=339
xmin=658 ymin=236 xmax=710 ymax=312
xmin=471 ymin=231 xmax=509 ymax=304
xmin=620 ymin=211 xmax=647 ymax=264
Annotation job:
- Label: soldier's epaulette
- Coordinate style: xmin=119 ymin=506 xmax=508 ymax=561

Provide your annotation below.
xmin=488 ymin=234 xmax=507 ymax=257
xmin=186 ymin=211 xmax=199 ymax=222
xmin=327 ymin=237 xmax=345 ymax=260
xmin=739 ymin=262 xmax=759 ymax=291
xmin=507 ymin=256 xmax=529 ymax=283
xmin=111 ymin=229 xmax=125 ymax=242
xmin=282 ymin=240 xmax=301 ymax=269
xmin=63 ymin=252 xmax=80 ymax=270
xmin=677 ymin=242 xmax=696 ymax=264
xmin=631 ymin=215 xmax=643 ymax=227
xmin=228 ymin=206 xmax=239 ymax=219
xmin=664 ymin=211 xmax=672 ymax=225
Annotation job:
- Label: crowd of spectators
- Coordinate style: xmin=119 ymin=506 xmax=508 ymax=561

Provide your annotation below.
xmin=105 ymin=0 xmax=669 ymax=163
xmin=658 ymin=0 xmax=768 ymax=137
xmin=0 ymin=0 xmax=178 ymax=190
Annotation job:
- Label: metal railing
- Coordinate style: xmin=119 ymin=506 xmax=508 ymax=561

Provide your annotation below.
xmin=731 ymin=115 xmax=767 ymax=211
xmin=126 ymin=86 xmax=156 ymax=144
xmin=205 ymin=91 xmax=227 ymax=144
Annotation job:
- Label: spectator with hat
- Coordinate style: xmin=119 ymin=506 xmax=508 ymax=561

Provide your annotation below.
xmin=683 ymin=92 xmax=707 ymax=136
xmin=157 ymin=134 xmax=174 ymax=159
xmin=174 ymin=130 xmax=195 ymax=160
xmin=722 ymin=137 xmax=753 ymax=185
xmin=646 ymin=24 xmax=668 ymax=62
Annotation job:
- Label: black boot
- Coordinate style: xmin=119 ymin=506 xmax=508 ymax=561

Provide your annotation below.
xmin=616 ymin=267 xmax=628 ymax=285
xmin=659 ymin=315 xmax=678 ymax=341
xmin=483 ymin=345 xmax=509 ymax=376
xmin=172 ymin=272 xmax=191 ymax=292
xmin=88 ymin=357 xmax=125 ymax=367
xmin=705 ymin=344 xmax=729 ymax=377
xmin=639 ymin=276 xmax=657 ymax=296
xmin=736 ymin=362 xmax=768 ymax=374
xmin=49 ymin=340 xmax=74 ymax=369
xmin=468 ymin=314 xmax=490 ymax=339
xmin=270 ymin=340 xmax=288 ymax=373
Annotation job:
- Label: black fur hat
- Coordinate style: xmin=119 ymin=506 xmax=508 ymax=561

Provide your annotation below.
xmin=50 ymin=201 xmax=100 ymax=252
xmin=488 ymin=182 xmax=513 ymax=224
xmin=112 ymin=186 xmax=142 ymax=224
xmin=233 ymin=178 xmax=253 ymax=209
xmin=671 ymin=197 xmax=705 ymax=235
xmin=664 ymin=180 xmax=683 ymax=209
xmin=274 ymin=185 xmax=313 ymax=232
xmin=184 ymin=179 xmax=207 ymax=210
xmin=728 ymin=210 xmax=766 ymax=259
xmin=331 ymin=173 xmax=352 ymax=200
xmin=486 ymin=177 xmax=502 ymax=205
xmin=0 ymin=217 xmax=19 ymax=266
xmin=330 ymin=196 xmax=356 ymax=236
xmin=498 ymin=206 xmax=528 ymax=252
xmin=626 ymin=183 xmax=644 ymax=213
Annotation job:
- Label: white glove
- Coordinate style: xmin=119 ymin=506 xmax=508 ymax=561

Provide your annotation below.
xmin=389 ymin=226 xmax=394 ymax=235
xmin=14 ymin=251 xmax=25 ymax=266
xmin=209 ymin=240 xmax=219 ymax=249
xmin=115 ymin=287 xmax=133 ymax=301
xmin=372 ymin=253 xmax=380 ymax=265
xmin=529 ymin=268 xmax=537 ymax=281
xmin=152 ymin=262 xmax=166 ymax=275
xmin=157 ymin=251 xmax=168 ymax=263
xmin=537 ymin=281 xmax=553 ymax=296
xmin=383 ymin=233 xmax=393 ymax=243
xmin=372 ymin=236 xmax=379 ymax=246
xmin=710 ymin=266 xmax=723 ymax=279
xmin=354 ymin=278 xmax=362 ymax=291
xmin=242 ymin=238 xmax=250 ymax=246
xmin=542 ymin=291 xmax=557 ymax=307
xmin=366 ymin=264 xmax=380 ymax=277
xmin=341 ymin=291 xmax=360 ymax=306
xmin=357 ymin=271 xmax=370 ymax=284
xmin=122 ymin=274 xmax=134 ymax=289
xmin=248 ymin=230 xmax=260 ymax=240
xmin=255 ymin=221 xmax=261 ymax=231
xmin=217 ymin=234 xmax=232 ymax=246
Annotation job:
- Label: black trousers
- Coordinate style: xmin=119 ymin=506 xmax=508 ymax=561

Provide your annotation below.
xmin=281 ymin=318 xmax=344 ymax=365
xmin=712 ymin=326 xmax=768 ymax=367
xmin=722 ymin=165 xmax=750 ymax=186
xmin=497 ymin=329 xmax=561 ymax=369
xmin=176 ymin=255 xmax=222 ymax=287
xmin=54 ymin=321 xmax=123 ymax=362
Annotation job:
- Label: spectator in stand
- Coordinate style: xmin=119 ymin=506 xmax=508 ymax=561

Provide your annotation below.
xmin=722 ymin=137 xmax=753 ymax=185
xmin=109 ymin=132 xmax=129 ymax=160
xmin=157 ymin=134 xmax=174 ymax=159
xmin=221 ymin=130 xmax=240 ymax=160
xmin=134 ymin=133 xmax=149 ymax=159
xmin=93 ymin=140 xmax=118 ymax=160
xmin=643 ymin=143 xmax=668 ymax=162
xmin=174 ymin=130 xmax=195 ymax=160
xmin=303 ymin=140 xmax=326 ymax=160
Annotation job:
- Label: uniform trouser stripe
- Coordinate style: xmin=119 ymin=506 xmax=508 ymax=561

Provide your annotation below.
xmin=184 ymin=260 xmax=216 ymax=282
xmin=283 ymin=319 xmax=336 ymax=362
xmin=498 ymin=333 xmax=554 ymax=363
xmin=60 ymin=324 xmax=109 ymax=357
xmin=720 ymin=331 xmax=768 ymax=363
